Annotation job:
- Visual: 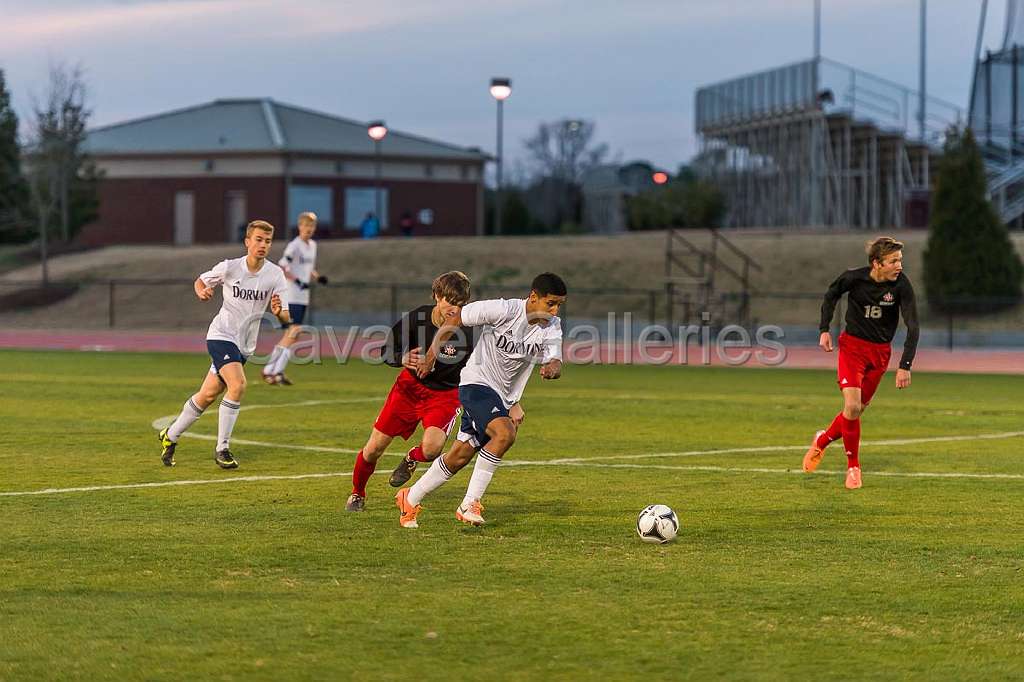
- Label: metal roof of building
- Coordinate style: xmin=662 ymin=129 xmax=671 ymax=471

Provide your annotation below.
xmin=84 ymin=98 xmax=487 ymax=161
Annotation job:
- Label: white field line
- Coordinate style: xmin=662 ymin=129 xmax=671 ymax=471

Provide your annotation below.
xmin=0 ymin=471 xmax=355 ymax=497
xmin=543 ymin=431 xmax=1024 ymax=464
xmin=150 ymin=397 xmax=382 ymax=453
xmin=175 ymin=429 xmax=1021 ymax=463
xmin=1 ymin=404 xmax=1021 ymax=498
xmin=5 ymin=457 xmax=1024 ymax=498
xmin=505 ymin=460 xmax=1024 ymax=480
xmin=174 ymin=432 xmax=361 ymax=454
xmin=150 ymin=397 xmax=381 ymax=431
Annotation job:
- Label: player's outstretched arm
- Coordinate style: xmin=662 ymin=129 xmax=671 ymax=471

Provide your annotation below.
xmin=818 ymin=271 xmax=850 ymax=349
xmin=417 ymin=310 xmax=465 ymax=378
xmin=194 ymin=277 xmax=214 ymax=301
xmin=897 ymin=277 xmax=920 ymax=382
xmin=540 ymin=359 xmax=562 ymax=380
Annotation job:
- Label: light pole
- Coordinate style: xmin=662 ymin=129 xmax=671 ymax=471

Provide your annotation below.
xmin=489 ymin=77 xmax=512 ymax=235
xmin=813 ymin=0 xmax=820 ymax=61
xmin=919 ymin=0 xmax=927 ymax=142
xmin=367 ymin=120 xmax=388 ymax=228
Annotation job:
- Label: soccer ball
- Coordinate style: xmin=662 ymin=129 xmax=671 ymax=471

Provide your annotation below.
xmin=636 ymin=504 xmax=679 ymax=544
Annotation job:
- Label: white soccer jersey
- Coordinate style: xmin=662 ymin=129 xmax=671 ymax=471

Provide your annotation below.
xmin=281 ymin=237 xmax=318 ymax=305
xmin=200 ymin=256 xmax=290 ymax=356
xmin=458 ymin=298 xmax=563 ymax=408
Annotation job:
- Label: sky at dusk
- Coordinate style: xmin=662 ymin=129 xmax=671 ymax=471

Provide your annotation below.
xmin=0 ymin=1 xmax=1007 ymax=178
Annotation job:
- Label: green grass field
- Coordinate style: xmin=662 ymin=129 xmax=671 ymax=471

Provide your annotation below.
xmin=1 ymin=350 xmax=1022 ymax=681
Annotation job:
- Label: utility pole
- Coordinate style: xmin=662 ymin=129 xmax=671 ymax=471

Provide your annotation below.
xmin=919 ymin=0 xmax=927 ymax=141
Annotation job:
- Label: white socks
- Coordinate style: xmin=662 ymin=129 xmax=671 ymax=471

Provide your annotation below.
xmin=167 ymin=397 xmax=205 ymax=442
xmin=275 ymin=347 xmax=292 ymax=374
xmin=264 ymin=345 xmax=292 ymax=376
xmin=407 ymin=457 xmax=455 ymax=507
xmin=263 ymin=346 xmax=284 ymax=376
xmin=217 ymin=399 xmax=241 ymax=452
xmin=461 ymin=448 xmax=501 ymax=507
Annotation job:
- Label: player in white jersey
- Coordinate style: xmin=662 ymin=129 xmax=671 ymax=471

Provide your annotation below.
xmin=263 ymin=211 xmax=327 ymax=385
xmin=157 ymin=220 xmax=291 ymax=469
xmin=394 ymin=273 xmax=567 ymax=528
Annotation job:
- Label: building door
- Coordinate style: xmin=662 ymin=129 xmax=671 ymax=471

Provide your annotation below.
xmin=174 ymin=191 xmax=195 ymax=245
xmin=225 ymin=191 xmax=247 ymax=242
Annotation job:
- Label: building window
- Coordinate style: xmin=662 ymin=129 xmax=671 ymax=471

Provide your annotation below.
xmin=288 ymin=185 xmax=333 ymax=233
xmin=344 ymin=187 xmax=388 ymax=229
xmin=424 ymin=162 xmax=434 ymax=178
xmin=460 ymin=165 xmax=469 ymax=180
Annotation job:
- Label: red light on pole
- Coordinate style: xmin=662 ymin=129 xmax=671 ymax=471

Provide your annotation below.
xmin=652 ymin=171 xmax=669 ymax=185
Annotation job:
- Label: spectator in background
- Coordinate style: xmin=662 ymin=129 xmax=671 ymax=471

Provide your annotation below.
xmin=361 ymin=212 xmax=380 ymax=239
xmin=399 ymin=210 xmax=415 ymax=238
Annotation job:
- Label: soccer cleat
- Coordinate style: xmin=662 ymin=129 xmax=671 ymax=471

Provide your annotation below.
xmin=802 ymin=430 xmax=826 ymax=473
xmin=345 ymin=493 xmax=366 ymax=512
xmin=388 ymin=456 xmax=418 ymax=487
xmin=275 ymin=373 xmax=293 ymax=386
xmin=157 ymin=427 xmax=176 ymax=467
xmin=214 ymin=449 xmax=239 ymax=469
xmin=456 ymin=499 xmax=486 ymax=526
xmin=262 ymin=373 xmax=278 ymax=385
xmin=845 ymin=466 xmax=863 ymax=490
xmin=394 ymin=487 xmax=421 ymax=529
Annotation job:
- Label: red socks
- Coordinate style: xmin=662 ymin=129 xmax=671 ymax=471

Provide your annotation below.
xmin=816 ymin=412 xmax=845 ymax=449
xmin=842 ymin=417 xmax=861 ymax=469
xmin=817 ymin=412 xmax=861 ymax=469
xmin=351 ymin=450 xmax=376 ymax=497
xmin=408 ymin=445 xmax=429 ymax=462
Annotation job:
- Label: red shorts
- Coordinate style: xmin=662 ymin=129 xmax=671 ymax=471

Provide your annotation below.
xmin=836 ymin=332 xmax=892 ymax=406
xmin=374 ymin=370 xmax=461 ymax=441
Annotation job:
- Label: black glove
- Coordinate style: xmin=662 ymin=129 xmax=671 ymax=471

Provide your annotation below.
xmin=298 ymin=281 xmax=310 ymax=291
xmin=317 ymin=275 xmax=329 ymax=285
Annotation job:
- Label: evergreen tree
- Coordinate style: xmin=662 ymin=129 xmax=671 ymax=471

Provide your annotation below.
xmin=0 ymin=69 xmax=31 ymax=243
xmin=500 ymin=190 xmax=533 ymax=235
xmin=627 ymin=177 xmax=725 ymax=230
xmin=923 ymin=128 xmax=1023 ymax=313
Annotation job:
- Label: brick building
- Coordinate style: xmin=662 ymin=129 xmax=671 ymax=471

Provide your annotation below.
xmin=80 ymin=98 xmax=488 ymax=245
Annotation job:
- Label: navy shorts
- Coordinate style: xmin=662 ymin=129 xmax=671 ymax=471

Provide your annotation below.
xmin=456 ymin=384 xmax=510 ymax=450
xmin=207 ymin=340 xmax=247 ymax=376
xmin=283 ymin=303 xmax=306 ymax=327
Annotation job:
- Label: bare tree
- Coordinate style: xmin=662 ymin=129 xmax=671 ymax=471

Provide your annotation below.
xmin=522 ymin=119 xmax=610 ymax=230
xmin=524 ymin=119 xmax=609 ymax=184
xmin=25 ymin=63 xmax=92 ymax=283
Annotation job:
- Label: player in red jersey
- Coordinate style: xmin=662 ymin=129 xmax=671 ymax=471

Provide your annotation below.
xmin=345 ymin=271 xmax=475 ymax=511
xmin=803 ymin=237 xmax=920 ymax=489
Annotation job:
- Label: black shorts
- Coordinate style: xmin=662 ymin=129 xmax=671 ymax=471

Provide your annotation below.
xmin=207 ymin=340 xmax=247 ymax=377
xmin=282 ymin=303 xmax=307 ymax=327
xmin=456 ymin=384 xmax=510 ymax=450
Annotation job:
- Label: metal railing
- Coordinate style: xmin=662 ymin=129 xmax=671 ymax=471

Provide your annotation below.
xmin=0 ymin=280 xmax=1020 ymax=351
xmin=818 ymin=57 xmax=963 ymax=144
xmin=696 ymin=59 xmax=819 ymax=130
xmin=696 ymin=57 xmax=964 ymax=148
